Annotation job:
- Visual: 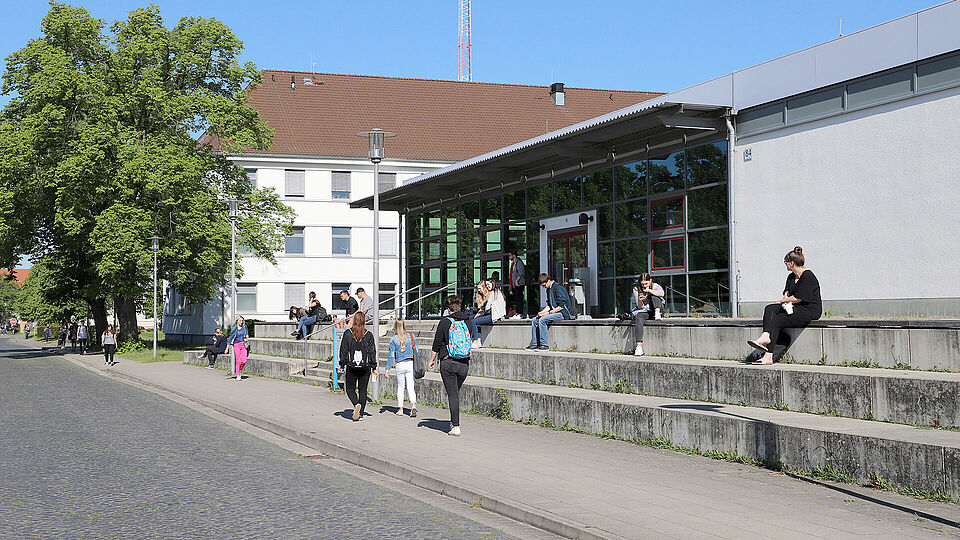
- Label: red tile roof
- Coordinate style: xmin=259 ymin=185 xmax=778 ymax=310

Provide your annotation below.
xmin=0 ymin=269 xmax=30 ymax=284
xmin=202 ymin=71 xmax=663 ymax=162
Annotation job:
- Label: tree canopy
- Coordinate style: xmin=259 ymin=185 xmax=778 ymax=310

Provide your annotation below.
xmin=0 ymin=2 xmax=294 ymax=342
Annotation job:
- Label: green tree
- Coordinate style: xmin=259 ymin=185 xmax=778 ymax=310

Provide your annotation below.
xmin=13 ymin=260 xmax=87 ymax=325
xmin=0 ymin=3 xmax=294 ymax=343
xmin=0 ymin=276 xmax=21 ymax=322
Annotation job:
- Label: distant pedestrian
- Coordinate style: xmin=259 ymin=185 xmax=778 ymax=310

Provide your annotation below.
xmin=338 ymin=312 xmax=377 ymax=421
xmin=58 ymin=324 xmax=67 ymax=348
xmin=77 ymin=323 xmax=89 ymax=354
xmin=24 ymin=322 xmax=31 ymax=340
xmin=527 ymin=273 xmax=572 ymax=351
xmin=429 ymin=295 xmax=473 ymax=437
xmin=69 ymin=321 xmax=78 ymax=352
xmin=44 ymin=324 xmax=51 ymax=341
xmin=386 ymin=319 xmax=418 ymax=417
xmin=356 ymin=287 xmax=374 ymax=323
xmin=472 ymin=279 xmax=506 ymax=347
xmin=507 ymin=250 xmax=526 ymax=318
xmin=227 ymin=316 xmax=249 ymax=380
xmin=747 ymin=246 xmax=822 ymax=365
xmin=630 ymin=273 xmax=664 ymax=356
xmin=197 ymin=328 xmax=228 ymax=369
xmin=102 ymin=325 xmax=117 ymax=366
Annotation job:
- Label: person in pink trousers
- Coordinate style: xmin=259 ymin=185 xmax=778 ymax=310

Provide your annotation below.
xmin=227 ymin=316 xmax=249 ymax=380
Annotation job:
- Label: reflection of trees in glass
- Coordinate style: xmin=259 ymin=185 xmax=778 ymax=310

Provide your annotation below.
xmin=652 ymin=238 xmax=683 ymax=269
xmin=598 ymin=242 xmax=615 ymax=278
xmin=597 ymin=205 xmax=615 ymax=241
xmin=459 ymin=201 xmax=480 ymax=230
xmin=616 ymin=238 xmax=647 ymax=277
xmin=598 ymin=279 xmax=616 ymax=315
xmin=688 ymin=228 xmax=728 ymax=271
xmin=688 ymin=186 xmax=728 ymax=229
xmin=407 ymin=267 xmax=421 ymax=287
xmin=528 ymin=183 xmax=552 ymax=217
xmin=506 ymin=223 xmax=525 ymax=251
xmin=426 ymin=211 xmax=441 ymax=236
xmin=554 ymin=176 xmax=582 ymax=213
xmin=686 ymin=141 xmax=726 ymax=186
xmin=649 ymin=151 xmax=683 ymax=193
xmin=660 ymin=275 xmax=687 ymax=315
xmin=482 ymin=197 xmax=502 ymax=226
xmin=584 ymin=169 xmax=614 ymax=206
xmin=616 ymin=199 xmax=647 ymax=237
xmin=689 ymin=272 xmax=729 ymax=314
xmin=441 ymin=206 xmax=457 ymax=235
xmin=615 ymin=162 xmax=646 ymax=200
xmin=504 ymin=189 xmax=525 ymax=221
xmin=406 ymin=215 xmax=422 ymax=239
xmin=408 ymin=240 xmax=422 ymax=265
xmin=650 ymin=197 xmax=683 ymax=229
xmin=458 ymin=229 xmax=480 ymax=258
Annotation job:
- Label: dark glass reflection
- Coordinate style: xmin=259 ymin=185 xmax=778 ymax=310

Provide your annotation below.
xmin=686 ymin=141 xmax=727 ymax=186
xmin=659 ymin=274 xmax=687 ymax=315
xmin=650 ymin=197 xmax=684 ymax=230
xmin=482 ymin=197 xmax=502 ymax=226
xmin=503 ymin=189 xmax=525 ymax=221
xmin=598 ymin=242 xmax=615 ymax=278
xmin=408 ymin=240 xmax=422 ymax=266
xmin=505 ymin=222 xmax=525 ymax=251
xmin=407 ymin=266 xmax=421 ymax=287
xmin=652 ymin=237 xmax=684 ymax=270
xmin=406 ymin=215 xmax=422 ymax=239
xmin=441 ymin=206 xmax=458 ymax=235
xmin=616 ymin=199 xmax=647 ymax=238
xmin=460 ymin=201 xmax=480 ymax=230
xmin=688 ymin=228 xmax=728 ymax=271
xmin=649 ymin=151 xmax=684 ymax=193
xmin=426 ymin=211 xmax=441 ymax=236
xmin=597 ymin=205 xmax=615 ymax=241
xmin=458 ymin=229 xmax=480 ymax=258
xmin=689 ymin=271 xmax=729 ymax=315
xmin=583 ymin=169 xmax=614 ymax=206
xmin=688 ymin=186 xmax=728 ymax=229
xmin=527 ymin=183 xmax=552 ymax=217
xmin=616 ymin=238 xmax=647 ymax=277
xmin=554 ymin=176 xmax=582 ymax=213
xmin=615 ymin=161 xmax=646 ymax=200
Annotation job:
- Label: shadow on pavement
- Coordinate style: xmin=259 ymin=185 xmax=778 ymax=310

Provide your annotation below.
xmin=417 ymin=419 xmax=449 ymax=433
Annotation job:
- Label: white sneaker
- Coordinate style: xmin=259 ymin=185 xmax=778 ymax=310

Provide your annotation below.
xmin=654 ymin=312 xmax=662 ymax=320
xmin=235 ymin=374 xmax=241 ymax=380
xmin=634 ymin=344 xmax=644 ymax=356
xmin=449 ymin=425 xmax=461 ymax=436
xmin=396 ymin=409 xmax=404 ymax=416
xmin=472 ymin=339 xmax=482 ymax=349
xmin=206 ymin=365 xmax=213 ymax=370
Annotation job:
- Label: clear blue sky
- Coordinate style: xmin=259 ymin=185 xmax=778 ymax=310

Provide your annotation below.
xmin=2 ymin=0 xmax=942 ymax=268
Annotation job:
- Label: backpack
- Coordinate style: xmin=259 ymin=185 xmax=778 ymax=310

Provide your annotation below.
xmin=445 ymin=317 xmax=472 ymax=359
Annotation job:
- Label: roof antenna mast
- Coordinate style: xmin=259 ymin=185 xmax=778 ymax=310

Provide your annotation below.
xmin=458 ymin=0 xmax=472 ymax=82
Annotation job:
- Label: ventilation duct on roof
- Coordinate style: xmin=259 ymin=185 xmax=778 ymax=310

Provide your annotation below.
xmin=290 ymin=75 xmax=296 ymax=90
xmin=550 ymin=82 xmax=564 ymax=106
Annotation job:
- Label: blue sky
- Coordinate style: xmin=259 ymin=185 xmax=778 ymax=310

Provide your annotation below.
xmin=2 ymin=0 xmax=942 ymax=267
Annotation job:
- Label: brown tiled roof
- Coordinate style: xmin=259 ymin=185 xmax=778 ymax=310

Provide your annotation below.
xmin=202 ymin=71 xmax=663 ymax=162
xmin=0 ymin=269 xmax=30 ymax=284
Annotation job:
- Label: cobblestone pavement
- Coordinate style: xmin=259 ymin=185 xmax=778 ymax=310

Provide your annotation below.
xmin=0 ymin=340 xmax=513 ymax=539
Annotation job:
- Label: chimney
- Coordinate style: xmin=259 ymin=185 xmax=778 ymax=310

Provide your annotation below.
xmin=290 ymin=75 xmax=296 ymax=90
xmin=550 ymin=82 xmax=565 ymax=107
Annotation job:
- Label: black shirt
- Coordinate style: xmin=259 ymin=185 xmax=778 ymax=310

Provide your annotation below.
xmin=344 ymin=297 xmax=359 ymax=315
xmin=784 ymin=269 xmax=822 ymax=321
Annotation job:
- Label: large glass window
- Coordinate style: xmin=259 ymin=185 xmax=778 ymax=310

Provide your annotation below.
xmin=615 ymin=238 xmax=646 ymax=277
xmin=919 ymin=53 xmax=960 ymax=92
xmin=598 ymin=242 xmax=615 ymax=278
xmin=505 ymin=222 xmax=525 ymax=252
xmin=378 ymin=228 xmax=397 ymax=257
xmin=424 ymin=239 xmax=441 ymax=261
xmin=738 ymin=102 xmax=784 ymax=135
xmin=652 ymin=237 xmax=684 ymax=270
xmin=482 ymin=197 xmax=502 ymax=227
xmin=285 ymin=227 xmax=305 ymax=254
xmin=786 ymin=87 xmax=844 ymax=124
xmin=503 ymin=189 xmax=525 ymax=221
xmin=659 ymin=274 xmax=687 ymax=315
xmin=597 ymin=278 xmax=616 ymax=315
xmin=379 ymin=282 xmax=396 ymax=310
xmin=615 ymin=199 xmax=647 ymax=238
xmin=332 ymin=283 xmax=351 ymax=309
xmin=406 ymin=214 xmax=422 ymax=239
xmin=687 ymin=186 xmax=727 ymax=229
xmin=650 ymin=196 xmax=684 ymax=231
xmin=482 ymin=227 xmax=501 ymax=253
xmin=332 ymin=227 xmax=350 ymax=255
xmin=686 ymin=141 xmax=727 ymax=187
xmin=615 ymin=161 xmax=646 ymax=200
xmin=426 ymin=210 xmax=441 ymax=236
xmin=688 ymin=229 xmax=728 ymax=271
xmin=527 ymin=183 xmax=552 ymax=217
xmin=459 ymin=201 xmax=480 ymax=230
xmin=648 ymin=151 xmax=683 ymax=194
xmin=236 ymin=283 xmax=257 ymax=312
xmin=689 ymin=272 xmax=729 ymax=316
xmin=583 ymin=169 xmax=614 ymax=206
xmin=554 ymin=176 xmax=582 ymax=213
xmin=458 ymin=228 xmax=480 ymax=258
xmin=284 ymin=283 xmax=304 ymax=309
xmin=597 ymin=205 xmax=615 ymax=241
xmin=847 ymin=67 xmax=913 ymax=109
xmin=377 ymin=172 xmax=396 ymax=194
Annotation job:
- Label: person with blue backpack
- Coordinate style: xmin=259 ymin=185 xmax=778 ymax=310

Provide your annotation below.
xmin=428 ymin=295 xmax=473 ymax=437
xmin=527 ymin=273 xmax=572 ymax=350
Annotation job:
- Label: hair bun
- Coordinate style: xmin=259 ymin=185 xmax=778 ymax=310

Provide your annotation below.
xmin=793 ymin=246 xmax=803 ymax=254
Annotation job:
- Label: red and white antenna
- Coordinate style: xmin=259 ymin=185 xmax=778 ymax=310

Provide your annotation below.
xmin=458 ymin=0 xmax=472 ymax=82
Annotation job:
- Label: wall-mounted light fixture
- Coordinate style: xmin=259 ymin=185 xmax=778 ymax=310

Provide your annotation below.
xmin=578 ymin=213 xmax=594 ymax=225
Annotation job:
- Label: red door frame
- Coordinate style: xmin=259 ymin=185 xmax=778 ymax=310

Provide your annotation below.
xmin=548 ymin=228 xmax=588 ymax=285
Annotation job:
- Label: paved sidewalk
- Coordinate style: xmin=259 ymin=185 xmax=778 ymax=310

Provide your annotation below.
xmin=35 ymin=340 xmax=960 ymax=539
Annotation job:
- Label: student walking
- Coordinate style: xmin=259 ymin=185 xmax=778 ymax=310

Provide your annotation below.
xmin=339 ymin=312 xmax=377 ymax=421
xmin=227 ymin=316 xmax=249 ymax=380
xmin=429 ymin=296 xmax=473 ymax=436
xmin=69 ymin=321 xmax=78 ymax=352
xmin=386 ymin=319 xmax=418 ymax=417
xmin=197 ymin=328 xmax=228 ymax=368
xmin=747 ymin=246 xmax=822 ymax=365
xmin=527 ymin=273 xmax=572 ymax=350
xmin=630 ymin=273 xmax=664 ymax=356
xmin=356 ymin=287 xmax=375 ymax=323
xmin=44 ymin=324 xmax=52 ymax=341
xmin=102 ymin=325 xmax=117 ymax=366
xmin=77 ymin=323 xmax=89 ymax=355
xmin=58 ymin=324 xmax=67 ymax=348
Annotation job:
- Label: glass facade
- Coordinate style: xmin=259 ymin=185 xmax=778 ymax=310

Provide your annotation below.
xmin=405 ymin=138 xmax=730 ymax=317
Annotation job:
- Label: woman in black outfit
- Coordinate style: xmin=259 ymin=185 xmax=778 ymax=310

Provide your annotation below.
xmin=747 ymin=246 xmax=822 ymax=365
xmin=338 ymin=312 xmax=377 ymax=421
xmin=197 ymin=328 xmax=228 ymax=369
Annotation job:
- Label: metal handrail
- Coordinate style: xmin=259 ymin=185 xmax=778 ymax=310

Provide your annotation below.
xmin=660 ymin=284 xmax=722 ymax=315
xmin=302 ymin=284 xmax=421 ymax=341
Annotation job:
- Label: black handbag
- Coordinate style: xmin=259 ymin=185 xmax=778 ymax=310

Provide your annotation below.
xmin=411 ymin=333 xmax=425 ymax=379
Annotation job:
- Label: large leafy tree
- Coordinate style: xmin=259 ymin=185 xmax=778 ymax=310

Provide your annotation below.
xmin=0 ymin=3 xmax=293 ymax=343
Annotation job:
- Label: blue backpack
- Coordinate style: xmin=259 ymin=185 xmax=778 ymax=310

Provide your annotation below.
xmin=446 ymin=317 xmax=472 ymax=359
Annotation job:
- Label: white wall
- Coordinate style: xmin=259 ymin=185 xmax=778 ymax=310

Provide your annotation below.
xmin=733 ymin=86 xmax=960 ymax=305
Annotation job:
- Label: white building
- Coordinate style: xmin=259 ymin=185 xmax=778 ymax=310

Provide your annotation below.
xmin=164 ymin=72 xmax=658 ymax=342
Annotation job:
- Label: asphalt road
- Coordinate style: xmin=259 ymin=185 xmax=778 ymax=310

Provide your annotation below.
xmin=0 ymin=338 xmax=512 ymax=539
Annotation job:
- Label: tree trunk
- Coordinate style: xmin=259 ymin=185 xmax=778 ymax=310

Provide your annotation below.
xmin=88 ymin=297 xmax=108 ymax=349
xmin=114 ymin=295 xmax=140 ymax=345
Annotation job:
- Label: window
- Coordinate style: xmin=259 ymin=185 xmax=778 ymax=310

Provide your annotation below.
xmin=285 ymin=227 xmax=304 ymax=254
xmin=378 ymin=172 xmax=396 ymax=194
xmin=379 ymin=228 xmax=397 ymax=256
xmin=688 ymin=186 xmax=728 ymax=229
xmin=738 ymin=102 xmax=783 ymax=135
xmin=424 ymin=239 xmax=441 ymax=261
xmin=616 ymin=199 xmax=647 ymax=238
xmin=919 ymin=53 xmax=960 ymax=92
xmin=481 ymin=227 xmax=501 ymax=253
xmin=284 ymin=283 xmax=305 ymax=309
xmin=285 ymin=169 xmax=305 ymax=197
xmin=686 ymin=141 xmax=727 ymax=187
xmin=245 ymin=168 xmax=257 ymax=188
xmin=652 ymin=237 xmax=685 ymax=270
xmin=332 ymin=227 xmax=351 ymax=255
xmin=688 ymin=229 xmax=728 ymax=271
xmin=650 ymin=196 xmax=684 ymax=231
xmin=846 ymin=67 xmax=913 ymax=109
xmin=379 ymin=282 xmax=396 ymax=310
xmin=649 ymin=151 xmax=684 ymax=194
xmin=332 ymin=283 xmax=351 ymax=310
xmin=786 ymin=87 xmax=843 ymax=124
xmin=236 ymin=283 xmax=257 ymax=312
xmin=332 ymin=171 xmax=351 ymax=199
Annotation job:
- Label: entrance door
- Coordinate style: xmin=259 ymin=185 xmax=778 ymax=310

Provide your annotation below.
xmin=549 ymin=229 xmax=587 ymax=293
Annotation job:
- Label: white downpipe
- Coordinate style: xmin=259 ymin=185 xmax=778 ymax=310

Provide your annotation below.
xmin=725 ymin=113 xmax=739 ymax=317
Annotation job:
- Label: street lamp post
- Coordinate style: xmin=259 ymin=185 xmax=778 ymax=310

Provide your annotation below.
xmin=356 ymin=129 xmax=396 ymax=346
xmin=225 ymin=199 xmax=240 ymax=376
xmin=148 ymin=235 xmax=162 ymax=361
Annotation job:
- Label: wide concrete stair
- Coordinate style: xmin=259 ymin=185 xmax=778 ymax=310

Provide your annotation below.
xmin=186 ymin=320 xmax=960 ymax=500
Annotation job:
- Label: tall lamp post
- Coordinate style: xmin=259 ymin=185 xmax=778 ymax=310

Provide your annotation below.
xmin=224 ymin=199 xmax=240 ymax=376
xmin=148 ymin=235 xmax=162 ymax=361
xmin=356 ymin=129 xmax=396 ymax=344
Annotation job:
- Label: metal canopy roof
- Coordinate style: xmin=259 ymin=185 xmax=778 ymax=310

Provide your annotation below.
xmin=352 ymin=100 xmax=728 ymax=212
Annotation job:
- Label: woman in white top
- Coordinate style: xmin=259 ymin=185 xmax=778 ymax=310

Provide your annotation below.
xmin=630 ymin=273 xmax=664 ymax=356
xmin=102 ymin=325 xmax=118 ymax=366
xmin=472 ymin=280 xmax=506 ymax=347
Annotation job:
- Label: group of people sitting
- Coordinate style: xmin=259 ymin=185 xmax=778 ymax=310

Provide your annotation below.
xmin=287 ymin=288 xmax=377 ymax=340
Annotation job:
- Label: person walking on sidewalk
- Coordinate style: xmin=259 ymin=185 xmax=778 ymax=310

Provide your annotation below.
xmin=338 ymin=312 xmax=377 ymax=421
xmin=197 ymin=328 xmax=228 ymax=369
xmin=77 ymin=322 xmax=89 ymax=355
xmin=102 ymin=325 xmax=117 ymax=366
xmin=68 ymin=321 xmax=78 ymax=352
xmin=429 ymin=295 xmax=473 ymax=437
xmin=44 ymin=324 xmax=51 ymax=341
xmin=385 ymin=319 xmax=418 ymax=417
xmin=58 ymin=323 xmax=67 ymax=348
xmin=227 ymin=316 xmax=249 ymax=380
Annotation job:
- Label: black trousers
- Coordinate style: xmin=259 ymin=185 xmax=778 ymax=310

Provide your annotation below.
xmin=345 ymin=368 xmax=371 ymax=415
xmin=508 ymin=285 xmax=525 ymax=316
xmin=78 ymin=338 xmax=87 ymax=354
xmin=103 ymin=344 xmax=116 ymax=363
xmin=440 ymin=358 xmax=469 ymax=427
xmin=201 ymin=345 xmax=220 ymax=366
xmin=762 ymin=303 xmax=813 ymax=354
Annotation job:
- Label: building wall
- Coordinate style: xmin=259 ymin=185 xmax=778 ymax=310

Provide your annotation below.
xmin=163 ymin=156 xmax=448 ymax=341
xmin=733 ymin=85 xmax=960 ymax=315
